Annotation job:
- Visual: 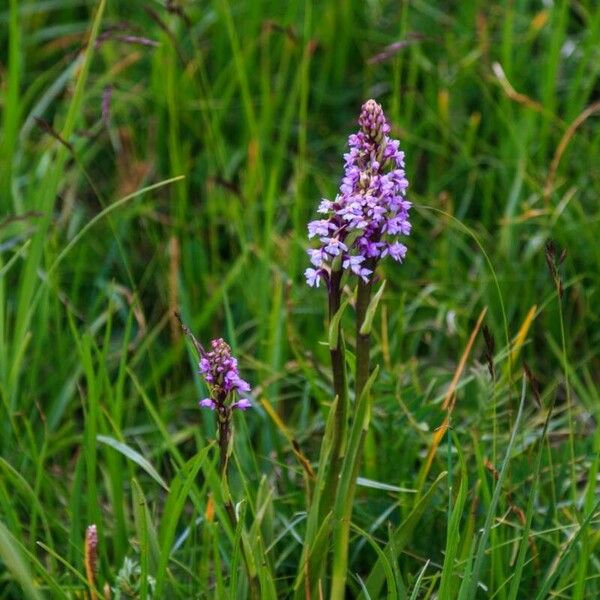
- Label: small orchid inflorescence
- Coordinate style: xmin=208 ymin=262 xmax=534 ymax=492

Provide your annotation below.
xmin=305 ymin=99 xmax=411 ymax=287
xmin=177 ymin=313 xmax=258 ymax=594
xmin=198 ymin=338 xmax=252 ymax=412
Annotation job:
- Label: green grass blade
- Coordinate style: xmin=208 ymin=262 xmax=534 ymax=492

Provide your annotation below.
xmin=0 ymin=520 xmax=45 ymax=600
xmin=439 ymin=440 xmax=468 ymax=599
xmin=408 ymin=560 xmax=430 ymax=600
xmin=293 ymin=395 xmax=339 ymax=598
xmin=97 ymin=435 xmax=169 ymax=491
xmin=361 ymin=471 xmax=447 ymax=599
xmin=351 ymin=522 xmax=400 ymax=600
xmin=330 ymin=366 xmax=380 ymax=599
xmin=466 ymin=376 xmax=528 ymax=599
xmin=533 ymin=498 xmax=600 ymax=600
xmin=507 ymin=397 xmax=555 ymax=600
xmin=155 ymin=447 xmax=211 ymax=597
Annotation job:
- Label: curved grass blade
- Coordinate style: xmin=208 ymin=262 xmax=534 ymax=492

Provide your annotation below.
xmin=438 ymin=439 xmax=468 ymax=599
xmin=97 ymin=435 xmax=169 ymax=491
xmin=155 ymin=446 xmax=211 ymax=597
xmin=408 ymin=560 xmax=430 ymax=600
xmin=507 ymin=396 xmax=555 ymax=600
xmin=360 ymin=471 xmax=447 ymax=599
xmin=533 ymin=498 xmax=600 ymax=600
xmin=351 ymin=522 xmax=400 ymax=600
xmin=0 ymin=520 xmax=45 ymax=600
xmin=466 ymin=376 xmax=528 ymax=599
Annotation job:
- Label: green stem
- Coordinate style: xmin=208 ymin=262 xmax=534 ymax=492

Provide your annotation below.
xmin=218 ymin=412 xmax=260 ymax=600
xmin=321 ymin=270 xmax=349 ymax=514
xmin=330 ymin=276 xmax=373 ymax=600
xmin=355 ymin=277 xmax=374 ymax=400
xmin=217 ymin=409 xmax=231 ymax=478
xmin=555 ymin=282 xmax=577 ymax=509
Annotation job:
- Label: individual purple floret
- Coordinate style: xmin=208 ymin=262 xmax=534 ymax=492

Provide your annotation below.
xmin=198 ymin=338 xmax=252 ymax=412
xmin=199 ymin=398 xmax=217 ymax=410
xmin=231 ymin=398 xmax=252 ymax=411
xmin=305 ymin=99 xmax=411 ymax=287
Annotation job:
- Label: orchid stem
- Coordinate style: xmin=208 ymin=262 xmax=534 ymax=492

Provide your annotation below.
xmin=355 ymin=277 xmax=373 ymax=399
xmin=330 ymin=276 xmax=373 ymax=600
xmin=321 ymin=270 xmax=349 ymax=515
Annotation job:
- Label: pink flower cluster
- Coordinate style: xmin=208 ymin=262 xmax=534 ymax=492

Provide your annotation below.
xmin=198 ymin=338 xmax=252 ymax=411
xmin=306 ymin=99 xmax=411 ymax=288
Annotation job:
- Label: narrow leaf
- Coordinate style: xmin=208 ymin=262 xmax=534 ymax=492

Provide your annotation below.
xmin=466 ymin=376 xmax=528 ymax=598
xmin=438 ymin=441 xmax=468 ymax=599
xmin=329 ymin=297 xmax=350 ymax=350
xmin=97 ymin=435 xmax=169 ymax=491
xmin=359 ymin=280 xmax=386 ymax=335
xmin=155 ymin=447 xmax=210 ymax=596
xmin=409 ymin=560 xmax=430 ymax=600
xmin=360 ymin=471 xmax=447 ymax=599
xmin=0 ymin=521 xmax=45 ymax=600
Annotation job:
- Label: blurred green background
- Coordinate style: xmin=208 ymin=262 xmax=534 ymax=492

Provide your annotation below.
xmin=1 ymin=0 xmax=600 ymax=597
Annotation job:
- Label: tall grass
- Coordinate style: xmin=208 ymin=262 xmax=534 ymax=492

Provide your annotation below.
xmin=1 ymin=0 xmax=600 ymax=598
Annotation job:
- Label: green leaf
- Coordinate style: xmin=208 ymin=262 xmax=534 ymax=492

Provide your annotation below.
xmin=293 ymin=396 xmax=339 ymax=598
xmin=155 ymin=447 xmax=211 ymax=596
xmin=466 ymin=376 xmax=528 ymax=599
xmin=351 ymin=522 xmax=401 ymax=600
xmin=438 ymin=440 xmax=468 ymax=599
xmin=330 ymin=365 xmax=381 ymax=599
xmin=97 ymin=435 xmax=169 ymax=491
xmin=359 ymin=280 xmax=386 ymax=335
xmin=356 ymin=477 xmax=416 ymax=494
xmin=507 ymin=397 xmax=555 ymax=600
xmin=0 ymin=520 xmax=45 ymax=600
xmin=328 ymin=296 xmax=350 ymax=350
xmin=408 ymin=560 xmax=430 ymax=600
xmin=360 ymin=471 xmax=447 ymax=599
xmin=533 ymin=498 xmax=600 ymax=600
xmin=131 ymin=478 xmax=160 ymax=596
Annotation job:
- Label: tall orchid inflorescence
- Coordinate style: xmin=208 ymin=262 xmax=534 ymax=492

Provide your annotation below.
xmin=300 ymin=100 xmax=411 ymax=599
xmin=305 ymin=99 xmax=411 ymax=287
xmin=198 ymin=338 xmax=252 ymax=412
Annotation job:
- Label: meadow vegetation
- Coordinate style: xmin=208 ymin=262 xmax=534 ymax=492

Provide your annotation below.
xmin=1 ymin=0 xmax=600 ymax=597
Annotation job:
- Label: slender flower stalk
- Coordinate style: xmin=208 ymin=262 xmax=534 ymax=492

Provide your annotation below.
xmin=320 ymin=267 xmax=349 ymax=515
xmin=545 ymin=242 xmax=577 ymax=507
xmin=305 ymin=99 xmax=411 ymax=598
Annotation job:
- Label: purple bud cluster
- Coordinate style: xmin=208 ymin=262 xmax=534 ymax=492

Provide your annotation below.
xmin=305 ymin=99 xmax=411 ymax=287
xmin=198 ymin=338 xmax=252 ymax=411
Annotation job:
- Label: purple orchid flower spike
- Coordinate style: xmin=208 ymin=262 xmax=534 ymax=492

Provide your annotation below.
xmin=197 ymin=338 xmax=253 ymax=412
xmin=194 ymin=337 xmax=253 ymax=479
xmin=305 ymin=99 xmax=411 ymax=288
